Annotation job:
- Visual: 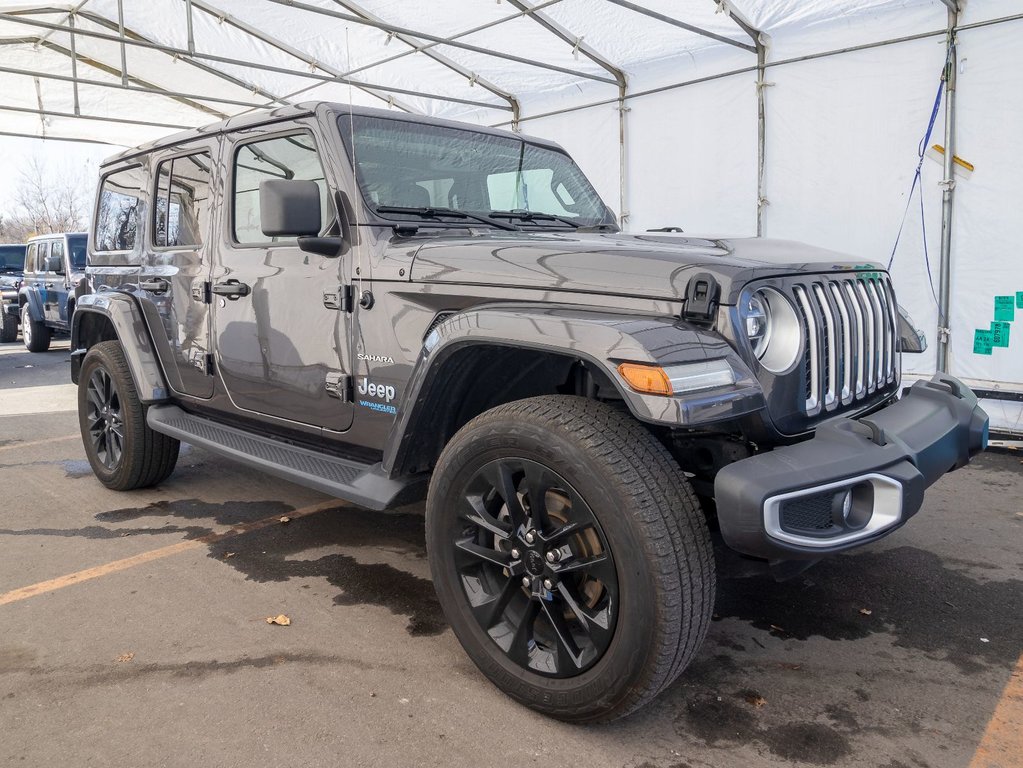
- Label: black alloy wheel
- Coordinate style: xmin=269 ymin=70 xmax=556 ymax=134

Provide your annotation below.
xmin=85 ymin=366 xmax=125 ymax=471
xmin=454 ymin=457 xmax=617 ymax=677
xmin=427 ymin=395 xmax=715 ymax=723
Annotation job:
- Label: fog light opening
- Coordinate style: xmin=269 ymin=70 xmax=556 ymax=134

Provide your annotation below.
xmin=833 ymin=482 xmax=873 ymax=530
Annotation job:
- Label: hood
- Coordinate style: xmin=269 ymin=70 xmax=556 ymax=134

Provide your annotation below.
xmin=409 ymin=232 xmax=882 ymax=305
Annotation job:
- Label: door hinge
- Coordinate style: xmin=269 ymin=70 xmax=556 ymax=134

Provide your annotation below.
xmin=325 ymin=372 xmax=353 ymax=402
xmin=323 ymin=284 xmax=354 ymax=312
xmin=192 ymin=281 xmax=212 ymax=304
xmin=205 ymin=353 xmax=215 ymax=376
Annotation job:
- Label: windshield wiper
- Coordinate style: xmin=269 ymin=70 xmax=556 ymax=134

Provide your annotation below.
xmin=489 ymin=210 xmax=580 ymax=229
xmin=375 ymin=206 xmax=518 ymax=231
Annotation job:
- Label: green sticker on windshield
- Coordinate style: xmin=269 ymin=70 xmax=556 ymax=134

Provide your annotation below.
xmin=994 ymin=296 xmax=1015 ymax=321
xmin=991 ymin=321 xmax=1011 ymax=347
xmin=974 ymin=329 xmax=994 ymax=354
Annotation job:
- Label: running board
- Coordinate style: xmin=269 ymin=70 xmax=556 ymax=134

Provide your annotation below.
xmin=147 ymin=405 xmax=413 ymax=510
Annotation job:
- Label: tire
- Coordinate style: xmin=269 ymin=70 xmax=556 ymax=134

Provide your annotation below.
xmin=426 ymin=395 xmax=715 ymax=723
xmin=0 ymin=310 xmax=17 ymax=343
xmin=21 ymin=305 xmax=50 ymax=352
xmin=78 ymin=340 xmax=180 ymax=491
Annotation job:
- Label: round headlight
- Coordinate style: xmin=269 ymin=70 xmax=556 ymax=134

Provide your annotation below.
xmin=745 ymin=288 xmax=801 ymax=373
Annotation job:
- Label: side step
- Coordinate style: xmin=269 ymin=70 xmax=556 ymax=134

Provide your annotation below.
xmin=147 ymin=405 xmax=414 ymax=511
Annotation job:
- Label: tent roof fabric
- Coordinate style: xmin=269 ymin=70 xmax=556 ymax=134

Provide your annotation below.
xmin=0 ymin=0 xmax=971 ymax=147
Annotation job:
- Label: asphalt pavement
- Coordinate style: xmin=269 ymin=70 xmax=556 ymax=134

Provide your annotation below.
xmin=1 ymin=337 xmax=1020 ymax=768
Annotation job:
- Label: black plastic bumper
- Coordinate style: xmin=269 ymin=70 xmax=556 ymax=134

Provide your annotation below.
xmin=714 ymin=374 xmax=989 ymax=560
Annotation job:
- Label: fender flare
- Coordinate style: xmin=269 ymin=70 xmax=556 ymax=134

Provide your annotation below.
xmin=17 ymin=287 xmax=44 ymax=323
xmin=383 ymin=303 xmax=764 ymax=474
xmin=71 ymin=292 xmax=170 ymax=403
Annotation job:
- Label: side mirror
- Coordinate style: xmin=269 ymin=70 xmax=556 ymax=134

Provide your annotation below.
xmin=44 ymin=254 xmax=64 ymax=274
xmin=896 ymin=305 xmax=927 ymax=353
xmin=260 ymin=179 xmax=322 ymax=237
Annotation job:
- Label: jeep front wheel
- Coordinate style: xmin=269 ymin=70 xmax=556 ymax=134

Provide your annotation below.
xmin=426 ymin=395 xmax=715 ymax=723
xmin=78 ymin=340 xmax=180 ymax=491
xmin=0 ymin=310 xmax=17 ymax=343
xmin=21 ymin=305 xmax=50 ymax=352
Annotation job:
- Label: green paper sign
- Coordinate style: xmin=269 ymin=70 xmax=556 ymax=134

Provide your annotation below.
xmin=974 ymin=329 xmax=994 ymax=355
xmin=1017 ymin=291 xmax=1023 ymax=309
xmin=994 ymin=296 xmax=1015 ymax=322
xmin=991 ymin=321 xmax=1011 ymax=347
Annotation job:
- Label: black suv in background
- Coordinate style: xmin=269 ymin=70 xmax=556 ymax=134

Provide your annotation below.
xmin=0 ymin=243 xmax=26 ymax=342
xmin=71 ymin=103 xmax=988 ymax=722
xmin=18 ymin=232 xmax=88 ymax=351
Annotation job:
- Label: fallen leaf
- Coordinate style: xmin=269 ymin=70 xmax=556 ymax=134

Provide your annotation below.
xmin=266 ymin=614 xmax=291 ymax=626
xmin=980 ymin=637 xmax=990 ymax=643
xmin=741 ymin=690 xmax=767 ymax=708
xmin=223 ymin=552 xmax=236 ymax=559
xmin=769 ymin=624 xmax=786 ymax=634
xmin=116 ymin=652 xmax=135 ymax=663
xmin=279 ymin=516 xmax=291 ymax=524
xmin=859 ymin=608 xmax=873 ymax=616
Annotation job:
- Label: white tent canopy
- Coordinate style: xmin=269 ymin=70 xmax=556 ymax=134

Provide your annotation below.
xmin=1 ymin=0 xmax=1022 ymax=434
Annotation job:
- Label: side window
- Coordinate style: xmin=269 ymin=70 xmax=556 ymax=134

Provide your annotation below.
xmin=25 ymin=244 xmax=36 ymax=273
xmin=154 ymin=151 xmax=213 ymax=248
xmin=51 ymin=238 xmax=64 ymax=263
xmin=232 ymin=133 xmax=330 ymax=245
xmin=95 ymin=166 xmax=144 ymax=252
xmin=37 ymin=242 xmax=50 ymax=271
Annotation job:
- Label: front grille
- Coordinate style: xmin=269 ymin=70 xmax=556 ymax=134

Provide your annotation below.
xmin=779 ymin=491 xmax=836 ymax=533
xmin=792 ymin=275 xmax=898 ymax=415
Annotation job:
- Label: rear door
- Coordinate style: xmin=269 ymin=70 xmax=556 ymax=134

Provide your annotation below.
xmin=212 ymin=124 xmax=353 ymax=432
xmin=142 ymin=142 xmax=218 ymax=399
xmin=46 ymin=237 xmax=70 ymax=326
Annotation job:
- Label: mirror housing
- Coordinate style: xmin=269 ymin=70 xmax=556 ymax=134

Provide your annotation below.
xmin=298 ymin=236 xmax=345 ymax=258
xmin=259 ymin=179 xmax=322 ymax=237
xmin=896 ymin=305 xmax=927 ymax=353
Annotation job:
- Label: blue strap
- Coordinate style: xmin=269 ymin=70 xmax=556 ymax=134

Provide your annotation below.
xmin=887 ymin=41 xmax=957 ymax=329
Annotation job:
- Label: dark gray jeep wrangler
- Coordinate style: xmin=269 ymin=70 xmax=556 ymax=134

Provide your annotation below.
xmin=72 ymin=103 xmax=988 ymax=722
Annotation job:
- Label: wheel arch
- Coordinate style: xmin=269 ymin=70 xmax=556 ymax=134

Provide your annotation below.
xmin=71 ymin=293 xmax=169 ymax=402
xmin=382 ymin=304 xmax=764 ymax=477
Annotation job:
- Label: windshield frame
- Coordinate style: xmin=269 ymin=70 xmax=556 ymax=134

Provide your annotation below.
xmin=336 ymin=113 xmax=618 ymax=232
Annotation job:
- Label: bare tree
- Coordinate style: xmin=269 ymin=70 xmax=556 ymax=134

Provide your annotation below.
xmin=0 ymin=154 xmax=93 ymax=243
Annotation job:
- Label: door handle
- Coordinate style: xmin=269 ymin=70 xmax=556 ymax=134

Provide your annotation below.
xmin=140 ymin=278 xmax=170 ymax=295
xmin=45 ymin=282 xmax=55 ymax=288
xmin=211 ymin=279 xmax=251 ymax=300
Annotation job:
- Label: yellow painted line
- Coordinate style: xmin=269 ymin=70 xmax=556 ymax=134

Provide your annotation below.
xmin=970 ymin=653 xmax=1023 ymax=768
xmin=0 ymin=499 xmax=340 ymax=607
xmin=0 ymin=434 xmax=78 ymax=452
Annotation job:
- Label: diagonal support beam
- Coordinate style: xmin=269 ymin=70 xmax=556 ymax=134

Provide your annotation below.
xmin=262 ymin=0 xmax=617 ymax=85
xmin=187 ymin=0 xmax=422 ymax=114
xmin=608 ymin=0 xmax=756 ymax=53
xmin=330 ymin=0 xmax=520 ymax=124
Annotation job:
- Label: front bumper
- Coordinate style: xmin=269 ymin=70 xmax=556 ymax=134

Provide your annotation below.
xmin=714 ymin=374 xmax=988 ymax=560
xmin=2 ymin=291 xmax=18 ymax=318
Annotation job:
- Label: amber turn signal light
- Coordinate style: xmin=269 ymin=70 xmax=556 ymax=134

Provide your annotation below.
xmin=617 ymin=362 xmax=672 ymax=396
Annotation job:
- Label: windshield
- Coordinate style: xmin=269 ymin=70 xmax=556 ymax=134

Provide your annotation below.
xmin=339 ymin=115 xmax=615 ymax=229
xmin=0 ymin=245 xmax=26 ymax=270
xmin=67 ymin=234 xmax=88 ymax=269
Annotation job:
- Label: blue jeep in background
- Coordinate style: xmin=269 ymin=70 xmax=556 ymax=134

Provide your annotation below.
xmin=18 ymin=233 xmax=88 ymax=352
xmin=0 ymin=243 xmax=27 ymax=342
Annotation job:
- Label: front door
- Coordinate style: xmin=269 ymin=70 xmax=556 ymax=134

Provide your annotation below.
xmin=141 ymin=143 xmax=216 ymax=398
xmin=212 ymin=125 xmax=353 ymax=432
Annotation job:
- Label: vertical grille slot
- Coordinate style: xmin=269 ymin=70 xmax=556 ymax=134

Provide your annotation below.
xmin=791 ymin=275 xmax=898 ymax=414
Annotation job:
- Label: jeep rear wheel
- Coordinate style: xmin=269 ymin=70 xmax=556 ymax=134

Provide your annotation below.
xmin=0 ymin=310 xmax=17 ymax=343
xmin=21 ymin=305 xmax=50 ymax=352
xmin=78 ymin=340 xmax=180 ymax=491
xmin=426 ymin=395 xmax=715 ymax=723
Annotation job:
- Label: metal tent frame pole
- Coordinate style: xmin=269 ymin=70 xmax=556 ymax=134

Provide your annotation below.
xmin=936 ymin=2 xmax=959 ymax=373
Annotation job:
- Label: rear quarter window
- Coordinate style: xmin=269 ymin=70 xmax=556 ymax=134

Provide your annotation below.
xmin=94 ymin=166 xmax=145 ymax=253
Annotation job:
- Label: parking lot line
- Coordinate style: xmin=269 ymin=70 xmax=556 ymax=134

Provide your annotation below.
xmin=0 ymin=499 xmax=340 ymax=607
xmin=970 ymin=653 xmax=1023 ymax=768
